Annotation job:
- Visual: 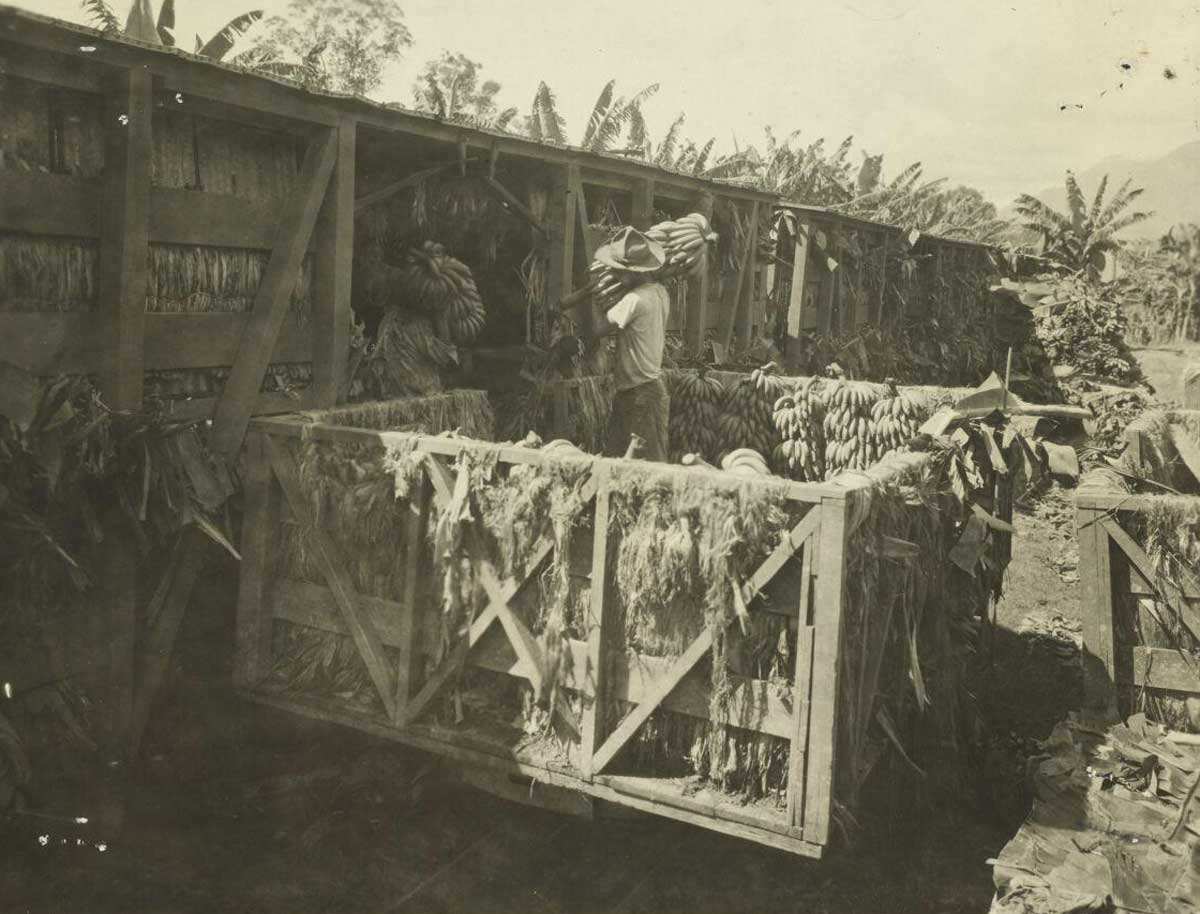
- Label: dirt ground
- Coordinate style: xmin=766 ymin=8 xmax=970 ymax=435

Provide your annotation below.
xmin=10 ymin=350 xmax=1194 ymax=913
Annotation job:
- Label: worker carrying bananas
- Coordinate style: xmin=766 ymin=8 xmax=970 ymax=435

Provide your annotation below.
xmin=592 ymin=227 xmax=671 ymax=462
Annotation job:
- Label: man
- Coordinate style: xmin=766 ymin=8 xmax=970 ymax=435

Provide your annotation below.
xmin=592 ymin=227 xmax=671 ymax=462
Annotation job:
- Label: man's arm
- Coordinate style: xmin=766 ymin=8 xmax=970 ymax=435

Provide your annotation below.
xmin=595 ymin=291 xmax=638 ymax=337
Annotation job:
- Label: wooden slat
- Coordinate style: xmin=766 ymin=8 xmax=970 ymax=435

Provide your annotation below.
xmin=545 ymin=166 xmax=576 ymax=307
xmin=570 ymin=165 xmax=597 ymax=266
xmin=1130 ymin=647 xmax=1200 ymax=694
xmin=717 ymin=201 xmax=758 ymax=351
xmin=271 ymin=581 xmax=793 ymax=736
xmin=211 ymin=129 xmax=337 ymax=458
xmin=353 ymin=162 xmax=452 ymax=213
xmin=156 ymin=391 xmax=309 ymax=423
xmin=233 ymin=431 xmax=280 ymax=688
xmin=733 ymin=202 xmax=761 ymax=346
xmin=590 ymin=509 xmax=819 ymax=775
xmin=582 ymin=467 xmax=612 ymax=775
xmin=803 ymin=497 xmax=848 ymax=845
xmin=786 ymin=625 xmax=816 ymax=826
xmin=0 ymin=313 xmax=311 ymax=375
xmin=311 ymin=117 xmax=355 ymax=408
xmin=0 ymin=174 xmax=318 ymax=250
xmin=242 ymin=688 xmax=823 ymax=858
xmin=402 ymin=601 xmax=502 ymax=727
xmin=264 ymin=435 xmax=397 ymax=719
xmin=1100 ymin=516 xmax=1200 ymax=638
xmin=684 ymin=192 xmax=714 ymax=352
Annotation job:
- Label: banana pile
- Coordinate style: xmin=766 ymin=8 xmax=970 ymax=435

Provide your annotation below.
xmin=717 ymin=368 xmax=783 ymax=461
xmin=819 ymin=380 xmax=925 ymax=477
xmin=771 ymin=376 xmax=827 ymax=481
xmin=720 ymin=448 xmax=771 ymax=477
xmin=667 ymin=370 xmax=726 ymax=462
xmin=588 ymin=212 xmax=718 ymax=313
xmin=398 ymin=241 xmax=486 ymax=344
xmin=645 ymin=213 xmax=718 ymax=279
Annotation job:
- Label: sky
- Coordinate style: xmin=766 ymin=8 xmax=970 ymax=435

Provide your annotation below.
xmin=16 ymin=0 xmax=1200 ymax=205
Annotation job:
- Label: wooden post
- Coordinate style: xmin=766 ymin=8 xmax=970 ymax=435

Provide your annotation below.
xmin=786 ymin=523 xmax=818 ymax=827
xmin=632 ymin=178 xmax=655 ymax=230
xmin=312 ymin=116 xmax=356 ymax=407
xmin=97 ymin=66 xmax=153 ymax=758
xmin=210 ymin=129 xmax=338 ymax=459
xmin=1077 ymin=504 xmax=1117 ymax=714
xmin=393 ymin=475 xmax=430 ymax=722
xmin=1184 ymin=364 xmax=1200 ymax=410
xmin=803 ymin=497 xmax=848 ymax=844
xmin=582 ymin=467 xmax=612 ymax=776
xmin=545 ymin=166 xmax=576 ymax=308
xmin=233 ymin=429 xmax=282 ymax=688
xmin=717 ymin=201 xmax=758 ymax=352
xmin=684 ymin=192 xmax=714 ymax=354
xmin=875 ymin=233 xmax=887 ymax=324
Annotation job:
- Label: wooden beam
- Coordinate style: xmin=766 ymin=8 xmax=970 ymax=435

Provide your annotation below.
xmin=98 ymin=66 xmax=153 ymax=410
xmin=582 ymin=467 xmax=613 ymax=776
xmin=545 ymin=166 xmax=576 ymax=307
xmin=784 ymin=219 xmax=811 ymax=369
xmin=734 ymin=201 xmax=761 ymax=347
xmin=0 ymin=174 xmax=321 ymax=250
xmin=803 ymin=497 xmax=848 ymax=845
xmin=684 ymin=193 xmax=714 ymax=353
xmin=717 ymin=201 xmax=758 ymax=353
xmin=210 ymin=129 xmax=337 ymax=459
xmin=264 ymin=435 xmax=397 ymax=718
xmin=233 ymin=430 xmax=281 ymax=688
xmin=570 ymin=165 xmax=597 ymax=268
xmin=392 ymin=478 xmax=429 ymax=722
xmin=0 ymin=313 xmax=312 ymax=376
xmin=1129 ymin=647 xmax=1200 ymax=694
xmin=353 ymin=162 xmax=452 ymax=213
xmin=786 ymin=526 xmax=818 ymax=826
xmin=632 ymin=178 xmax=655 ymax=230
xmin=311 ymin=117 xmax=355 ymax=409
xmin=483 ymin=176 xmax=548 ymax=237
xmin=1099 ymin=515 xmax=1200 ymax=639
xmin=1075 ymin=507 xmax=1116 ymax=717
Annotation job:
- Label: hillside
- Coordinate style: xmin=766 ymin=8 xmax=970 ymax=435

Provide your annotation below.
xmin=1015 ymin=141 xmax=1200 ymax=239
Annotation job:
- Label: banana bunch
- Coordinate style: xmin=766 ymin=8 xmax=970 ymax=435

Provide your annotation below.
xmin=819 ymin=381 xmax=926 ymax=477
xmin=720 ymin=448 xmax=771 ymax=477
xmin=398 ymin=241 xmax=486 ymax=344
xmin=770 ymin=376 xmax=827 ymax=481
xmin=867 ymin=391 xmax=923 ymax=456
xmin=645 ymin=213 xmax=719 ymax=279
xmin=668 ymin=370 xmax=726 ymax=462
xmin=588 ymin=261 xmax=627 ymax=312
xmin=717 ymin=368 xmax=779 ymax=460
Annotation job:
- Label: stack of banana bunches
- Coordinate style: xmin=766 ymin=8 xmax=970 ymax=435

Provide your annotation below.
xmin=398 ymin=241 xmax=487 ymax=344
xmin=589 ymin=213 xmax=717 ymax=310
xmin=772 ymin=376 xmax=925 ymax=481
xmin=666 ymin=370 xmax=725 ymax=462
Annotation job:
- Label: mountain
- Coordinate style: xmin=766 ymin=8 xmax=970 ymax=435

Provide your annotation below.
xmin=1012 ymin=141 xmax=1200 ymax=240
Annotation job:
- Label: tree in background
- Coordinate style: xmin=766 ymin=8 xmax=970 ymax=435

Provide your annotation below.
xmin=410 ymin=52 xmax=517 ymax=131
xmin=238 ymin=0 xmax=412 ymax=96
xmin=1014 ymin=173 xmax=1151 ymax=278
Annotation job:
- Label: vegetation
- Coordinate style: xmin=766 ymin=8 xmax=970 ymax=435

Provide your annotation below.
xmin=1014 ymin=172 xmax=1151 ymax=278
xmin=238 ymin=0 xmax=412 ymax=96
xmin=1118 ymin=224 xmax=1200 ymax=344
xmin=410 ymin=52 xmax=517 ymax=130
xmin=81 ymin=0 xmax=264 ymax=61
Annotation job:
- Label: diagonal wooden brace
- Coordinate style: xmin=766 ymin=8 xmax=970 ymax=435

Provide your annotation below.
xmin=420 ymin=452 xmax=595 ymax=737
xmin=589 ymin=507 xmax=821 ymax=775
xmin=264 ymin=435 xmax=397 ymax=720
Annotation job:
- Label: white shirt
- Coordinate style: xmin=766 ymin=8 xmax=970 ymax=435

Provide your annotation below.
xmin=606 ymin=282 xmax=670 ymax=392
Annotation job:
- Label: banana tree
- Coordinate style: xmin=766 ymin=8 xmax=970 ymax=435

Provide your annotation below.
xmin=1014 ymin=173 xmax=1151 ymax=278
xmin=81 ymin=1 xmax=264 ymax=61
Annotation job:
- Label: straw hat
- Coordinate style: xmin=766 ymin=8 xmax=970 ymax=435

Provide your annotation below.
xmin=594 ymin=227 xmax=666 ymax=273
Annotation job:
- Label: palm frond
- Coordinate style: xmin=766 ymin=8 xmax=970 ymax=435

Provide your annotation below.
xmin=1064 ymin=171 xmax=1087 ymax=230
xmin=1099 ymin=178 xmax=1145 ymax=228
xmin=529 ymin=82 xmax=566 ymax=145
xmin=654 ymin=113 xmax=686 ymax=168
xmin=626 ymin=105 xmax=649 ymax=156
xmin=80 ymin=0 xmax=120 ymax=33
xmin=493 ymin=107 xmax=519 ymax=131
xmin=1088 ymin=174 xmax=1109 ymax=227
xmin=1103 ymin=209 xmax=1153 ymax=237
xmin=156 ymin=0 xmax=176 ymax=46
xmin=581 ymin=80 xmax=616 ymax=150
xmin=1013 ymin=194 xmax=1073 ymax=234
xmin=198 ymin=10 xmax=264 ymax=61
xmin=693 ymin=138 xmax=715 ymax=175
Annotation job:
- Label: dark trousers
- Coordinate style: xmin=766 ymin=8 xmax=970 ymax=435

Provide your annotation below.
xmin=605 ymin=378 xmax=670 ymax=462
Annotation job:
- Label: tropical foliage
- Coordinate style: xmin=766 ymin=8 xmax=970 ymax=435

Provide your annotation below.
xmin=1117 ymin=224 xmax=1200 ymax=343
xmin=81 ymin=0 xmax=263 ymax=61
xmin=239 ymin=0 xmax=412 ymax=96
xmin=1013 ymin=173 xmax=1151 ymax=277
xmin=523 ymin=79 xmax=658 ymax=153
xmin=411 ymin=52 xmax=517 ymax=130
